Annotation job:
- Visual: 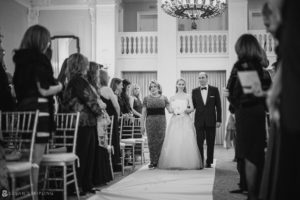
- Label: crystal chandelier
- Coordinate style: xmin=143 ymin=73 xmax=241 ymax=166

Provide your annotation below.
xmin=161 ymin=0 xmax=227 ymax=20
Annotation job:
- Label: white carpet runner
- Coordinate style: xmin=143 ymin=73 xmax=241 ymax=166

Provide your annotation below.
xmin=88 ymin=163 xmax=215 ymax=200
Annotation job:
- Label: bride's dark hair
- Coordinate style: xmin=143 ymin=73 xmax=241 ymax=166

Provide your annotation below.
xmin=175 ymin=78 xmax=187 ymax=93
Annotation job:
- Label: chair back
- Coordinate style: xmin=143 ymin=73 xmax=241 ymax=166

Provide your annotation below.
xmin=133 ymin=118 xmax=143 ymax=138
xmin=0 ymin=111 xmax=39 ymax=163
xmin=106 ymin=116 xmax=114 ymax=148
xmin=119 ymin=116 xmax=134 ymax=140
xmin=49 ymin=112 xmax=80 ymax=154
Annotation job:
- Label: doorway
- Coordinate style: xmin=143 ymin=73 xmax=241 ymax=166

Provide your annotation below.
xmin=137 ymin=11 xmax=157 ymax=32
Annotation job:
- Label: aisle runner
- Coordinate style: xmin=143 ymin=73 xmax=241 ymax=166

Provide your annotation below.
xmin=88 ymin=164 xmax=215 ymax=200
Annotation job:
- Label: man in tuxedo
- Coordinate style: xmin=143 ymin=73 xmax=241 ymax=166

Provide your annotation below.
xmin=192 ymin=72 xmax=222 ymax=168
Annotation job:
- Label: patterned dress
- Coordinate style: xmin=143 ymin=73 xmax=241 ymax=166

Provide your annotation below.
xmin=143 ymin=95 xmax=169 ymax=165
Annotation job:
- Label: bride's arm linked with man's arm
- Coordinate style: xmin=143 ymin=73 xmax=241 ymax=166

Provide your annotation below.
xmin=185 ymin=94 xmax=195 ymax=114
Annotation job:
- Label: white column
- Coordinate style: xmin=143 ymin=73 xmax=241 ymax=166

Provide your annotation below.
xmin=89 ymin=5 xmax=96 ymax=61
xmin=157 ymin=0 xmax=178 ymax=98
xmin=228 ymin=0 xmax=248 ymax=73
xmin=27 ymin=7 xmax=39 ymax=27
xmin=95 ymin=0 xmax=120 ymax=78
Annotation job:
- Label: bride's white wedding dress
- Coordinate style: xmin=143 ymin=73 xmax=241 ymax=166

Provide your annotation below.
xmin=158 ymin=98 xmax=203 ymax=169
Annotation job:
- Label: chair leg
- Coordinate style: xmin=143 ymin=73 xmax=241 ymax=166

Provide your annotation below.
xmin=132 ymin=146 xmax=135 ymax=170
xmin=63 ymin=165 xmax=67 ymax=200
xmin=121 ymin=149 xmax=125 ymax=176
xmin=42 ymin=166 xmax=49 ymax=198
xmin=30 ymin=168 xmax=36 ymax=200
xmin=141 ymin=143 xmax=145 ymax=164
xmin=72 ymin=163 xmax=80 ymax=200
xmin=11 ymin=176 xmax=16 ymax=200
xmin=109 ymin=152 xmax=114 ymax=179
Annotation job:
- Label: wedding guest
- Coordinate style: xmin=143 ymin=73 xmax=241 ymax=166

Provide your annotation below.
xmin=259 ymin=3 xmax=283 ymax=200
xmin=141 ymin=80 xmax=172 ymax=168
xmin=227 ymin=34 xmax=272 ymax=200
xmin=120 ymin=79 xmax=133 ymax=116
xmin=62 ymin=53 xmax=102 ymax=195
xmin=260 ymin=0 xmax=300 ymax=199
xmin=87 ymin=62 xmax=113 ymax=186
xmin=99 ymin=70 xmax=122 ymax=171
xmin=56 ymin=58 xmax=69 ymax=112
xmin=0 ymin=58 xmax=15 ymax=111
xmin=129 ymin=83 xmax=143 ymax=118
xmin=110 ymin=78 xmax=123 ymax=116
xmin=13 ymin=25 xmax=62 ymax=196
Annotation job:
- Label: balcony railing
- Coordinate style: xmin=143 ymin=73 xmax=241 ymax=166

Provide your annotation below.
xmin=248 ymin=30 xmax=276 ymax=56
xmin=117 ymin=30 xmax=273 ymax=58
xmin=177 ymin=31 xmax=228 ymax=56
xmin=118 ymin=32 xmax=158 ymax=57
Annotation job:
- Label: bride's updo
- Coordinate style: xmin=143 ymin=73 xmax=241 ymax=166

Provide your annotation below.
xmin=175 ymin=78 xmax=187 ymax=93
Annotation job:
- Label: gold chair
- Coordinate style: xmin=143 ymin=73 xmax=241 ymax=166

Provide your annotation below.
xmin=1 ymin=111 xmax=39 ymax=200
xmin=119 ymin=116 xmax=136 ymax=171
xmin=117 ymin=117 xmax=125 ymax=175
xmin=132 ymin=118 xmax=147 ymax=164
xmin=104 ymin=116 xmax=114 ymax=179
xmin=40 ymin=112 xmax=80 ymax=200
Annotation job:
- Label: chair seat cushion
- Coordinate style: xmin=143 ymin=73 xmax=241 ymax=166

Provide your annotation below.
xmin=121 ymin=139 xmax=136 ymax=144
xmin=133 ymin=138 xmax=146 ymax=143
xmin=48 ymin=147 xmax=67 ymax=154
xmin=7 ymin=162 xmax=34 ymax=174
xmin=42 ymin=153 xmax=78 ymax=163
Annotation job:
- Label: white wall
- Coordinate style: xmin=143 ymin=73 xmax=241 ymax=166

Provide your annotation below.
xmin=0 ymin=0 xmax=27 ymax=74
xmin=123 ymin=2 xmax=157 ymax=32
xmin=39 ymin=9 xmax=92 ymax=60
xmin=248 ymin=0 xmax=266 ymax=30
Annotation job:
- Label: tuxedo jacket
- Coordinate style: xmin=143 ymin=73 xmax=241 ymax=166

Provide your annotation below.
xmin=192 ymin=85 xmax=222 ymax=128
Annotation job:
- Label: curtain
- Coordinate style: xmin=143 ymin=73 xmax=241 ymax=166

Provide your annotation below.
xmin=181 ymin=71 xmax=227 ymax=145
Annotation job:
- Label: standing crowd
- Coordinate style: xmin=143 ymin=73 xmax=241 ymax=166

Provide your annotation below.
xmin=0 ymin=24 xmax=145 ymax=198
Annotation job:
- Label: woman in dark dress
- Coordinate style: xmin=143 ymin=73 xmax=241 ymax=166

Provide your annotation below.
xmin=119 ymin=79 xmax=133 ymax=116
xmin=227 ymin=34 xmax=272 ymax=200
xmin=13 ymin=25 xmax=63 ymax=195
xmin=100 ymin=72 xmax=122 ymax=171
xmin=141 ymin=80 xmax=172 ymax=168
xmin=87 ymin=62 xmax=113 ymax=185
xmin=63 ymin=53 xmax=103 ymax=194
xmin=259 ymin=2 xmax=284 ymax=200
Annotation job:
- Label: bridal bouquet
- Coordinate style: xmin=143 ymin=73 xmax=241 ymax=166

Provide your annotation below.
xmin=172 ymin=100 xmax=186 ymax=115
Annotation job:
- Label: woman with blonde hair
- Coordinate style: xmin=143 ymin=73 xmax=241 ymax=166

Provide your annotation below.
xmin=129 ymin=83 xmax=143 ymax=118
xmin=141 ymin=80 xmax=172 ymax=168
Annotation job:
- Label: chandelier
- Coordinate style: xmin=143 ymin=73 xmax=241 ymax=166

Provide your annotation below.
xmin=161 ymin=0 xmax=227 ymax=20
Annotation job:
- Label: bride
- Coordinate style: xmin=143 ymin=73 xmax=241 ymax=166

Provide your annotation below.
xmin=158 ymin=78 xmax=203 ymax=169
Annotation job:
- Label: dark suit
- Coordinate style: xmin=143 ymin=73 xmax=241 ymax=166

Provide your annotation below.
xmin=192 ymin=85 xmax=221 ymax=165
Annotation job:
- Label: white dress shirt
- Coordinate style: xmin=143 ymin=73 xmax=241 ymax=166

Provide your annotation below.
xmin=200 ymin=85 xmax=208 ymax=105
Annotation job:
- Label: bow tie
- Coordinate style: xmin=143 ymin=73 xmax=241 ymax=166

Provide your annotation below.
xmin=201 ymin=87 xmax=207 ymax=90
